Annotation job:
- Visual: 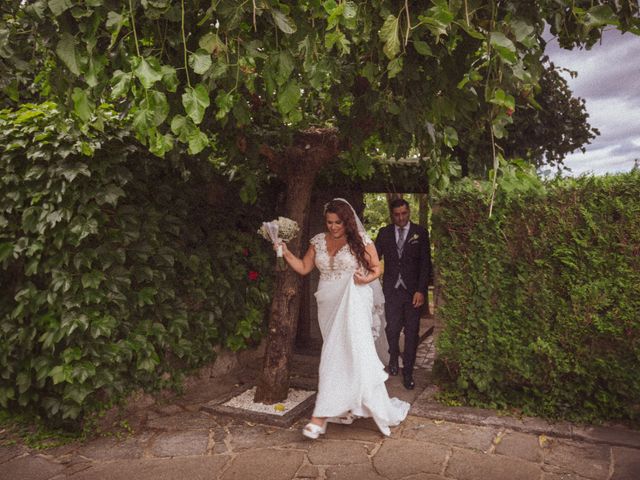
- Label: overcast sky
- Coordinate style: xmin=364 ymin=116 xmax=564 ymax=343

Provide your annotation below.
xmin=544 ymin=29 xmax=640 ymax=176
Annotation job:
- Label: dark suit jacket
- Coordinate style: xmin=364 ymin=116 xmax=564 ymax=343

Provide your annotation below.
xmin=375 ymin=222 xmax=431 ymax=299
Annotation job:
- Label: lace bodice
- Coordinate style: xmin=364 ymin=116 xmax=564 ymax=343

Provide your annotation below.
xmin=310 ymin=233 xmax=372 ymax=281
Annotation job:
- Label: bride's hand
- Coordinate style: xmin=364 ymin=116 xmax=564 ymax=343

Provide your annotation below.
xmin=353 ymin=271 xmax=370 ymax=285
xmin=274 ymin=241 xmax=289 ymax=254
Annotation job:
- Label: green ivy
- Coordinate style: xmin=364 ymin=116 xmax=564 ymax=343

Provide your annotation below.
xmin=0 ymin=103 xmax=273 ymax=426
xmin=433 ymin=171 xmax=640 ymax=422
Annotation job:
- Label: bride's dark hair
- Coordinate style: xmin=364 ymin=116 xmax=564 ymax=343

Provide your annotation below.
xmin=324 ymin=200 xmax=372 ymax=272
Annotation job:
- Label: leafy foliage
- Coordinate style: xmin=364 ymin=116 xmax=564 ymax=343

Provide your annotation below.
xmin=433 ymin=171 xmax=640 ymax=422
xmin=0 ymin=103 xmax=273 ymax=425
xmin=1 ymin=1 xmax=637 ymax=188
xmin=455 ymin=61 xmax=600 ymax=176
xmin=505 ymin=62 xmax=599 ymax=169
xmin=1 ymin=0 xmax=638 ymax=421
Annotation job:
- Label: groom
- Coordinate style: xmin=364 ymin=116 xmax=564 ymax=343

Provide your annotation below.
xmin=375 ymin=198 xmax=431 ymax=390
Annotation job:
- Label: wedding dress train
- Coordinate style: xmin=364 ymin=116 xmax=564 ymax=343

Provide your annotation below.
xmin=310 ymin=233 xmax=409 ymax=436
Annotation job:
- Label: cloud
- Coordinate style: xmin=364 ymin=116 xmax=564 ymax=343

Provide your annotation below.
xmin=544 ymin=29 xmax=640 ymax=175
xmin=611 ymin=140 xmax=640 ymax=158
xmin=587 ymin=98 xmax=640 ymax=143
xmin=563 ymin=145 xmax=638 ymax=175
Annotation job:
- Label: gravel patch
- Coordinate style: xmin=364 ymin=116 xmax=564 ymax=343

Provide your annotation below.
xmin=223 ymin=387 xmax=315 ymax=416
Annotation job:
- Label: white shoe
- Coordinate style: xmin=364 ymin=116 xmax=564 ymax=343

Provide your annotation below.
xmin=302 ymin=421 xmax=327 ymax=439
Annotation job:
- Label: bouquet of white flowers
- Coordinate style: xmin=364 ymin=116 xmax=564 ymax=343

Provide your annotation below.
xmin=258 ymin=217 xmax=300 ymax=269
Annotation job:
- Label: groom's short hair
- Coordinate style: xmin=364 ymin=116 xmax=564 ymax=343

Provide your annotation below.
xmin=389 ymin=198 xmax=410 ymax=211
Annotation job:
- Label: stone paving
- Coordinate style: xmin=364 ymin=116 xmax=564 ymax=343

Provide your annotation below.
xmin=2 ymin=402 xmax=639 ymax=480
xmin=2 ymin=319 xmax=639 ymax=480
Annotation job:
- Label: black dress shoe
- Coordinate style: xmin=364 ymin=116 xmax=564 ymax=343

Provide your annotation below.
xmin=403 ymin=374 xmax=415 ymax=390
xmin=387 ymin=364 xmax=399 ymax=376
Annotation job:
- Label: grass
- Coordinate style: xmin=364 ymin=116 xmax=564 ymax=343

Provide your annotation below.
xmin=0 ymin=406 xmax=141 ymax=451
xmin=0 ymin=410 xmax=85 ymax=450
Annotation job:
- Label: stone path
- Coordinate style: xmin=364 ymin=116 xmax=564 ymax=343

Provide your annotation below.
xmin=1 ymin=317 xmax=639 ymax=480
xmin=2 ymin=400 xmax=638 ymax=480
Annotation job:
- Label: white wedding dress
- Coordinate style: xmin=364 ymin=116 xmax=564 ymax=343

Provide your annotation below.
xmin=310 ymin=233 xmax=410 ymax=435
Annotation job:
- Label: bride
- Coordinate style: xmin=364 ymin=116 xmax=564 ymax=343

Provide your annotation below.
xmin=277 ymin=198 xmax=410 ymax=439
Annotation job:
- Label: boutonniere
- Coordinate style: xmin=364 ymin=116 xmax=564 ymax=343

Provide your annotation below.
xmin=408 ymin=233 xmax=420 ymax=244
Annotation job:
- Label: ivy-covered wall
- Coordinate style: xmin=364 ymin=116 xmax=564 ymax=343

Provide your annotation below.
xmin=433 ymin=172 xmax=640 ymax=422
xmin=0 ymin=103 xmax=275 ymax=425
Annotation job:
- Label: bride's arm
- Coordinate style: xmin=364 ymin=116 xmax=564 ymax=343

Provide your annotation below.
xmin=354 ymin=243 xmax=381 ymax=284
xmin=278 ymin=242 xmax=316 ymax=276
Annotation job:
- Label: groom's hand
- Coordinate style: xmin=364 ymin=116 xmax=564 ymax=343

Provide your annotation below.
xmin=412 ymin=292 xmax=425 ymax=308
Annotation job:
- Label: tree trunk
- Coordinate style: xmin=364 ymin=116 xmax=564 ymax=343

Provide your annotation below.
xmin=254 ymin=128 xmax=341 ymax=404
xmin=254 ymin=178 xmax=313 ymax=403
xmin=418 ymin=193 xmax=429 ymax=228
xmin=386 ymin=192 xmax=402 ymax=207
xmin=295 ymin=204 xmax=312 ymax=349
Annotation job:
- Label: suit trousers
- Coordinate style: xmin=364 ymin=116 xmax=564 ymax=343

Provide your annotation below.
xmin=384 ymin=288 xmax=421 ymax=375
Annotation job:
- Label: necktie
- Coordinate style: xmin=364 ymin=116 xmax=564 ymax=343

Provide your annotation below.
xmin=395 ymin=227 xmax=407 ymax=289
xmin=397 ymin=227 xmax=406 ymax=257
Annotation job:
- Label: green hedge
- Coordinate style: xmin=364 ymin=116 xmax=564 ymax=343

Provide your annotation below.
xmin=433 ymin=171 xmax=640 ymax=422
xmin=0 ymin=103 xmax=274 ymax=426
